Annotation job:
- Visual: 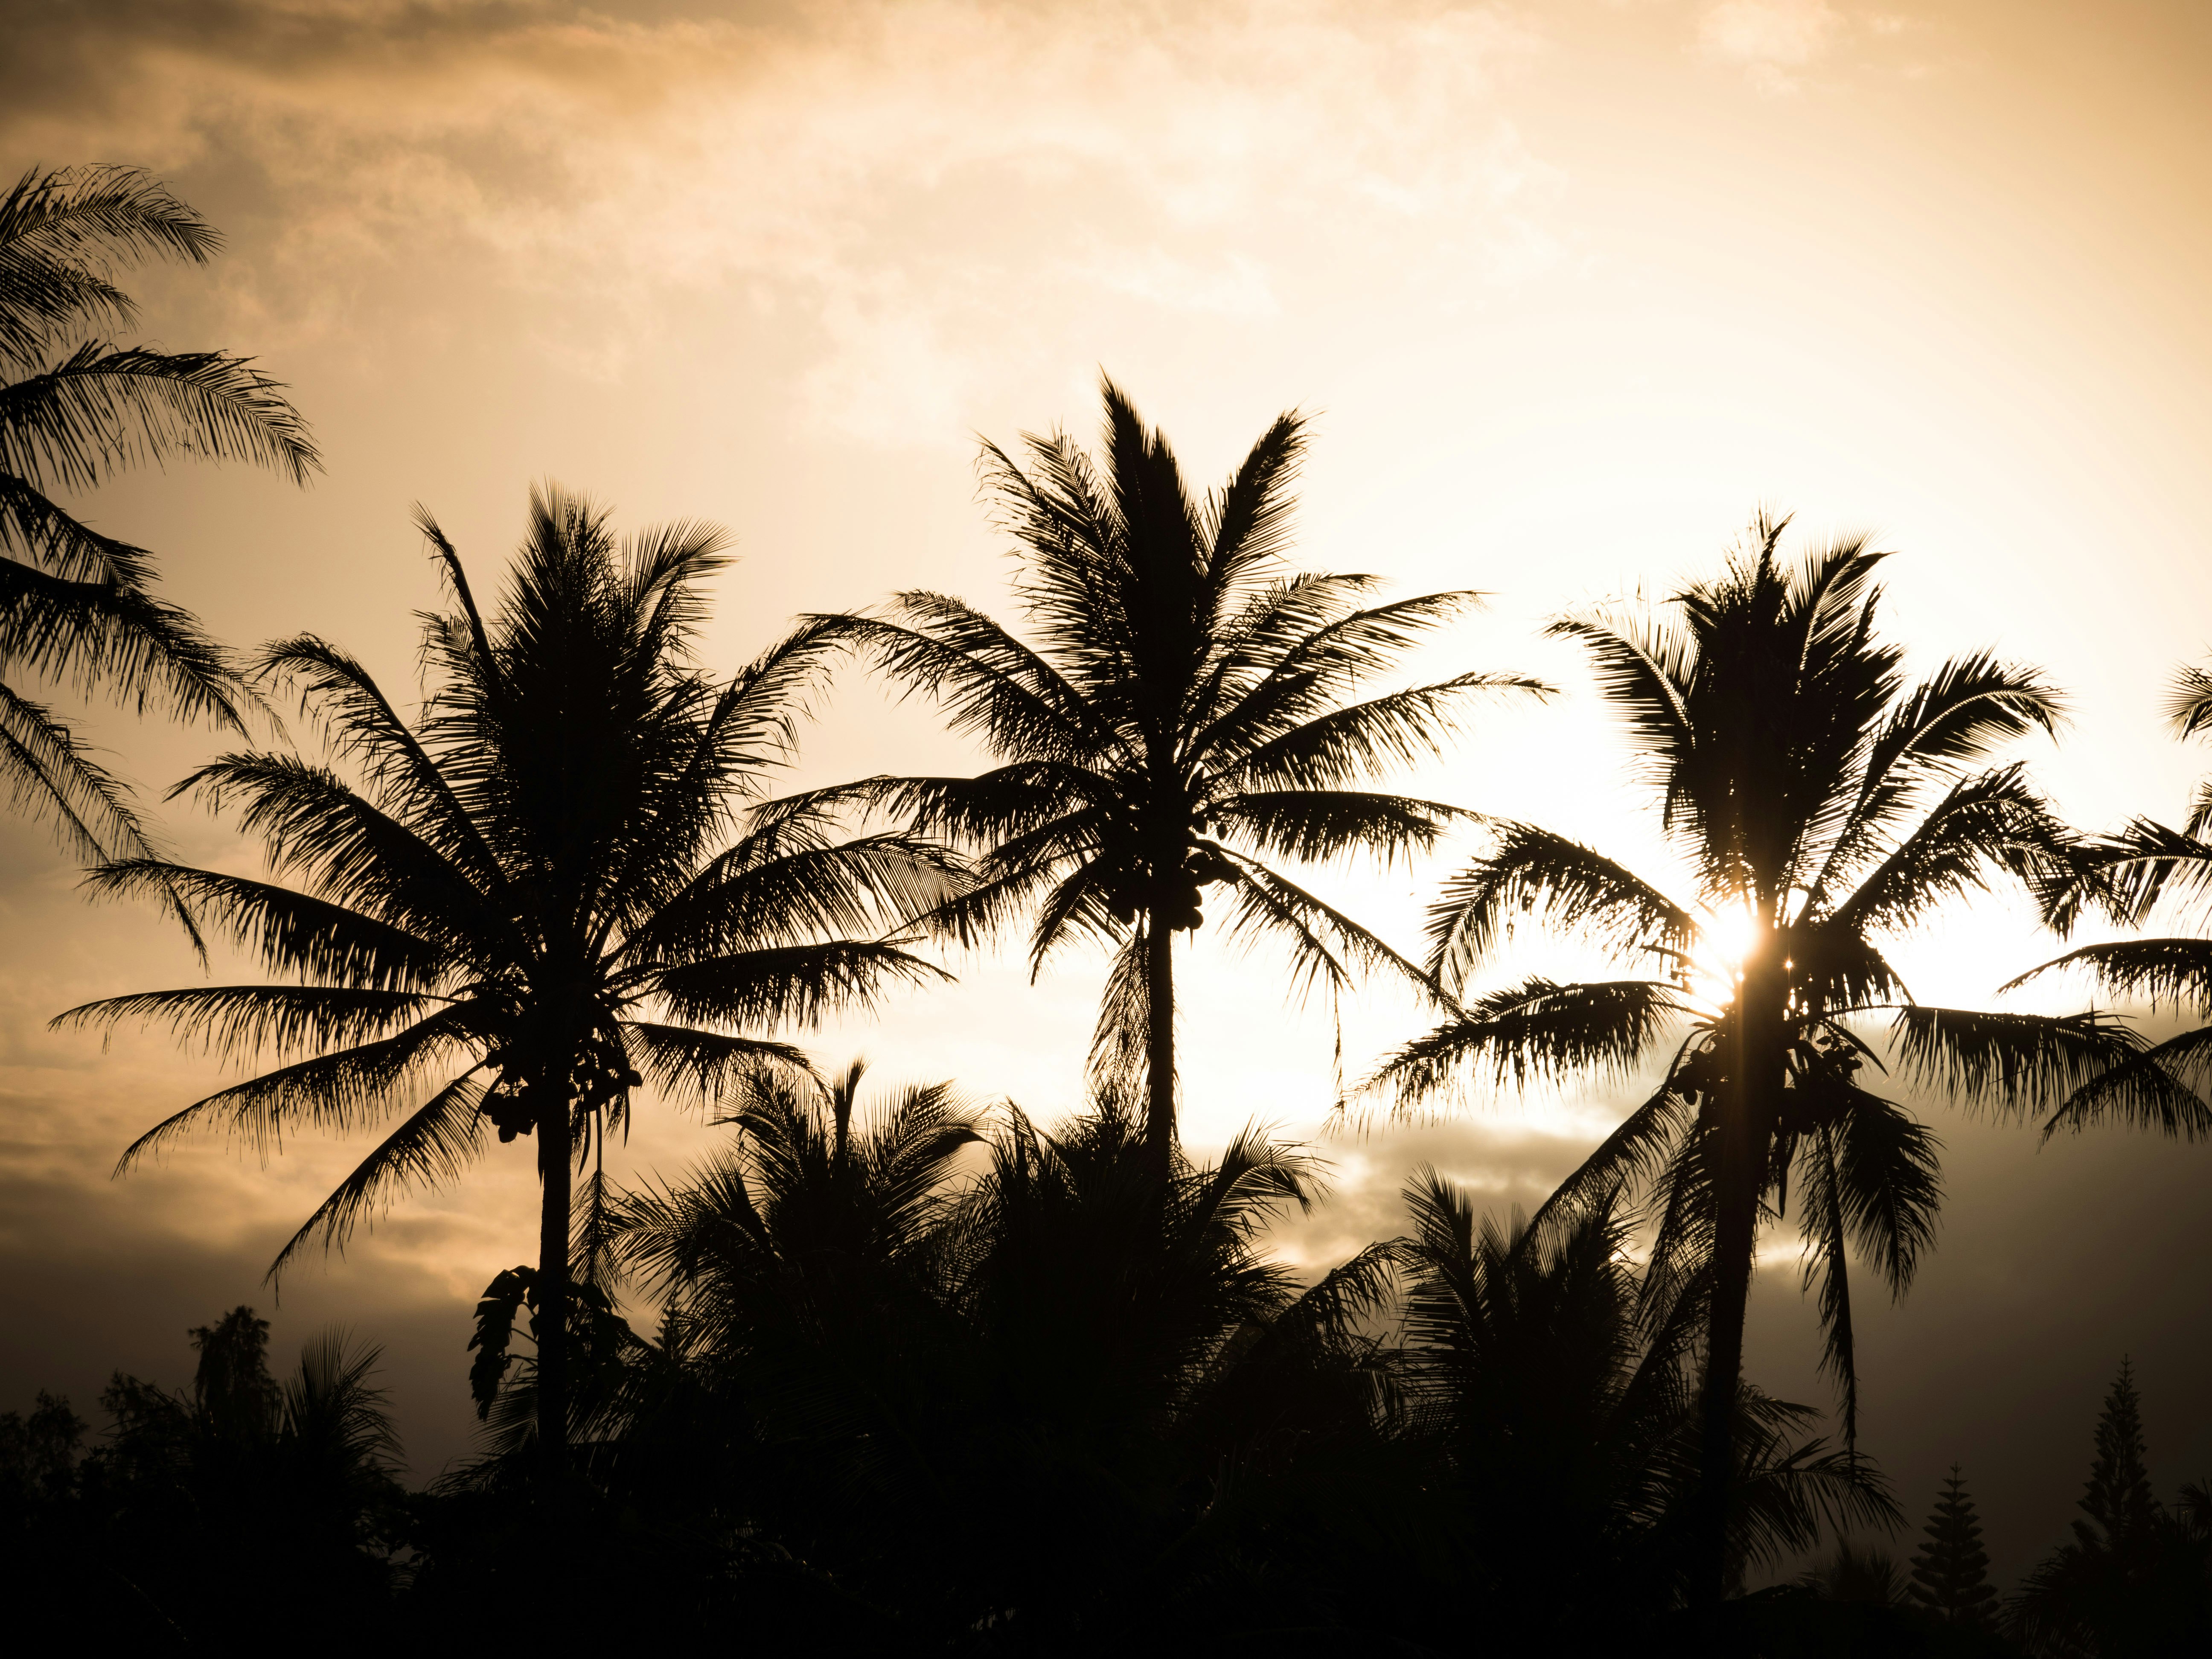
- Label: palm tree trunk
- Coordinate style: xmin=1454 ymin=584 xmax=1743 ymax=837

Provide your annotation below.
xmin=1695 ymin=1103 xmax=1760 ymax=1607
xmin=1694 ymin=960 xmax=1785 ymax=1609
xmin=1144 ymin=918 xmax=1176 ymax=1177
xmin=536 ymin=1083 xmax=571 ymax=1483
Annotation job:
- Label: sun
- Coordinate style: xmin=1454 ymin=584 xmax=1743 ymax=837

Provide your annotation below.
xmin=1690 ymin=904 xmax=1760 ymax=1002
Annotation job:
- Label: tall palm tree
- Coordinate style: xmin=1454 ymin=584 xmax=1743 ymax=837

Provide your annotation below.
xmin=2 ymin=164 xmax=316 ymax=876
xmin=55 ymin=488 xmax=963 ymax=1476
xmin=1366 ymin=516 xmax=2118 ymax=1606
xmin=816 ymin=378 xmax=1543 ymax=1170
xmin=2002 ymin=655 xmax=2212 ymax=1142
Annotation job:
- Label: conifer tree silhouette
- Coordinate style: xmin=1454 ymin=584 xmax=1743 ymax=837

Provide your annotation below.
xmin=2009 ymin=1358 xmax=2200 ymax=1655
xmin=2075 ymin=1358 xmax=2160 ymax=1556
xmin=1906 ymin=1464 xmax=1997 ymax=1627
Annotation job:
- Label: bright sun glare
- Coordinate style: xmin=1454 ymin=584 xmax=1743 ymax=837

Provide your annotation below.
xmin=1691 ymin=906 xmax=1759 ymax=1002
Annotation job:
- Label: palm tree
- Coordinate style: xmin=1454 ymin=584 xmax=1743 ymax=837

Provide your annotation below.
xmin=55 ymin=487 xmax=963 ymax=1477
xmin=815 ymin=377 xmax=1543 ymax=1170
xmin=1393 ymin=1173 xmax=1895 ymax=1637
xmin=1367 ymin=516 xmax=2115 ymax=1606
xmin=604 ymin=1058 xmax=984 ymax=1480
xmin=936 ymin=1103 xmax=1400 ymax=1636
xmin=87 ymin=1306 xmax=407 ymax=1637
xmin=612 ymin=1086 xmax=1403 ymax=1642
xmin=2002 ymin=655 xmax=2212 ymax=1142
xmin=2 ymin=164 xmax=317 ymax=877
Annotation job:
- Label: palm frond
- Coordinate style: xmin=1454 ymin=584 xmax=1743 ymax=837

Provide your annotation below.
xmin=1 ymin=536 xmax=254 ymax=731
xmin=0 ymin=165 xmax=221 ymax=361
xmin=255 ymin=634 xmax=507 ymax=889
xmin=1196 ymin=407 xmax=1307 ymax=600
xmin=1362 ymin=977 xmax=1693 ymax=1113
xmin=1194 ymin=591 xmax=1498 ymax=764
xmin=1545 ymin=612 xmax=1696 ymax=783
xmin=174 ymin=752 xmax=507 ymax=955
xmin=1086 ymin=929 xmax=1151 ymax=1108
xmin=0 ymin=678 xmax=163 ymax=867
xmin=78 ymin=859 xmax=444 ymax=988
xmin=1208 ymin=672 xmax=1545 ymax=792
xmin=2164 ymin=659 xmax=2212 ymax=741
xmin=650 ymin=941 xmax=952 ymax=1030
xmin=1818 ymin=1083 xmax=1941 ymax=1295
xmin=1793 ymin=1128 xmax=1861 ymax=1450
xmin=818 ymin=605 xmax=1105 ymax=764
xmin=683 ymin=609 xmax=853 ymax=785
xmin=625 ymin=829 xmax=969 ymax=962
xmin=1522 ymin=1061 xmax=1703 ymax=1247
xmin=1024 ymin=859 xmax=1128 ymax=975
xmin=113 ymin=1008 xmax=478 ymax=1171
xmin=1818 ymin=765 xmax=2070 ymax=938
xmin=51 ymin=984 xmax=445 ymax=1063
xmin=1852 ymin=650 xmax=2063 ymax=794
xmin=2037 ymin=1022 xmax=2212 ymax=1142
xmin=2004 ymin=935 xmax=2212 ymax=1015
xmin=1211 ymin=850 xmax=1432 ymax=1004
xmin=795 ymin=766 xmax=1102 ymax=856
xmin=622 ymin=1021 xmax=812 ymax=1106
xmin=1208 ymin=788 xmax=1461 ymax=867
xmin=264 ymin=1071 xmax=488 ymax=1281
xmin=2066 ymin=817 xmax=2212 ymax=925
xmin=1424 ymin=824 xmax=1697 ymax=995
xmin=1889 ymin=1005 xmax=2149 ymax=1117
xmin=1 ymin=340 xmax=317 ymax=490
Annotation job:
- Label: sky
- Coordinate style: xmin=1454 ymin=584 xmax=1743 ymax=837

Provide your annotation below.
xmin=3 ymin=0 xmax=2211 ymax=1583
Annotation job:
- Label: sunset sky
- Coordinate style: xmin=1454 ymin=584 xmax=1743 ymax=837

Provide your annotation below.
xmin=4 ymin=0 xmax=2210 ymax=1580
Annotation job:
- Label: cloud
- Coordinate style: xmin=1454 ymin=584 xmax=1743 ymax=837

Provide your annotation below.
xmin=0 ymin=1 xmax=1564 ymax=438
xmin=1698 ymin=0 xmax=1842 ymax=95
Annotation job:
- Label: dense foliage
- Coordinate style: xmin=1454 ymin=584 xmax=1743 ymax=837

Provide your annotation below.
xmin=6 ymin=1158 xmax=2203 ymax=1653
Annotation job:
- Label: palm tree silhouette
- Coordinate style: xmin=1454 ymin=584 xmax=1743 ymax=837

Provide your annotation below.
xmin=1392 ymin=1172 xmax=1894 ymax=1632
xmin=1367 ymin=517 xmax=2105 ymax=1606
xmin=2004 ymin=654 xmax=2212 ymax=1141
xmin=55 ymin=488 xmax=962 ymax=1477
xmin=608 ymin=1059 xmax=983 ymax=1464
xmin=1 ymin=164 xmax=316 ymax=883
xmin=816 ymin=377 xmax=1543 ymax=1170
xmin=91 ymin=1306 xmax=407 ymax=1636
xmin=614 ymin=1085 xmax=1398 ymax=1640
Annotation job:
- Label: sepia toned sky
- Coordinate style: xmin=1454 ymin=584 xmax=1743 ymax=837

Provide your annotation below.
xmin=3 ymin=0 xmax=2210 ymax=1579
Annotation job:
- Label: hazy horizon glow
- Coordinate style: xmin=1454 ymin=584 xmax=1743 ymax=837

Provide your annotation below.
xmin=3 ymin=0 xmax=2210 ymax=1582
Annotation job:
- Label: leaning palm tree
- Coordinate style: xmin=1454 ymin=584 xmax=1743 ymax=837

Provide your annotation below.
xmin=1366 ymin=515 xmax=2123 ymax=1606
xmin=2002 ymin=656 xmax=2212 ymax=1143
xmin=2 ymin=164 xmax=316 ymax=874
xmin=55 ymin=487 xmax=963 ymax=1476
xmin=815 ymin=377 xmax=1543 ymax=1170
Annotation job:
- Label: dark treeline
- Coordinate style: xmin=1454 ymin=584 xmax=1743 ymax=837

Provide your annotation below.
xmin=6 ymin=168 xmax=2212 ymax=1654
xmin=3 ymin=1136 xmax=2206 ymax=1652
